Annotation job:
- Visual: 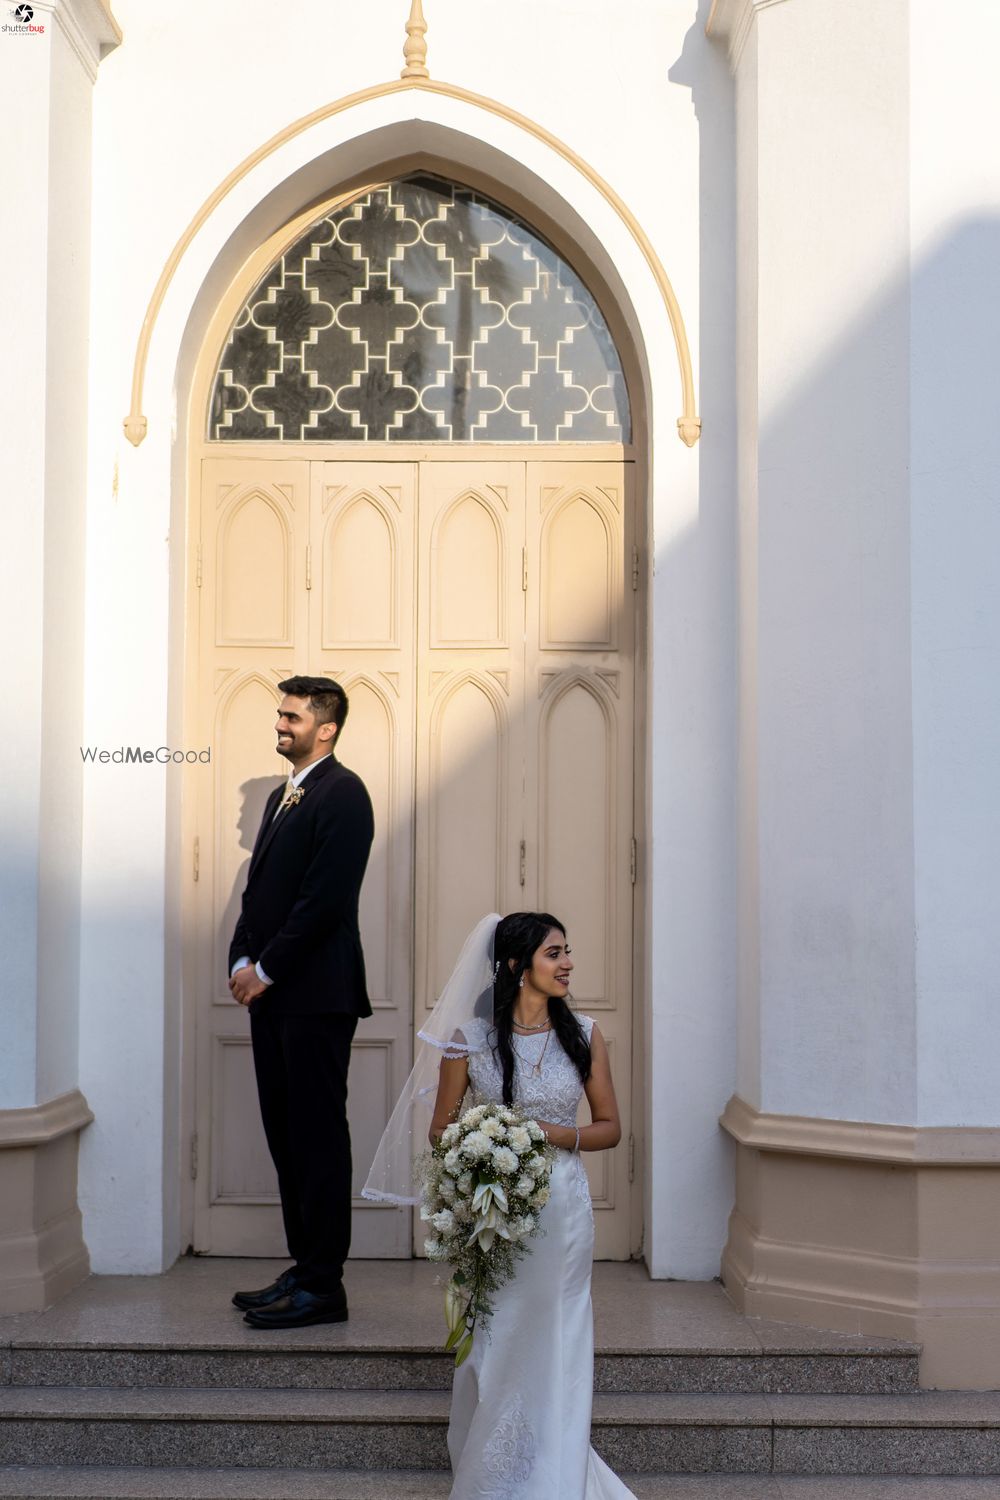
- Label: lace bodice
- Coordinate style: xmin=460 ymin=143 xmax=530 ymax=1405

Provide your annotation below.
xmin=458 ymin=1013 xmax=595 ymax=1128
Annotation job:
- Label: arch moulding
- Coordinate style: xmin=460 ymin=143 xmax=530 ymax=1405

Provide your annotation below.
xmin=124 ymin=77 xmax=700 ymax=450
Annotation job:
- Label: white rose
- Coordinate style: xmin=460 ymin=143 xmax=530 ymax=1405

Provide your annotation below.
xmin=438 ymin=1176 xmax=457 ymax=1203
xmin=457 ymin=1170 xmax=474 ymax=1195
xmin=533 ymin=1184 xmax=550 ymax=1208
xmin=444 ymin=1148 xmax=461 ymax=1174
xmin=528 ymin=1153 xmax=548 ymax=1176
xmin=497 ymin=1106 xmax=517 ymax=1125
xmin=461 ymin=1130 xmax=493 ymax=1160
xmin=432 ymin=1208 xmax=456 ymax=1236
xmin=424 ymin=1237 xmax=445 ymax=1259
xmin=491 ymin=1145 xmax=519 ymax=1175
xmin=508 ymin=1126 xmax=531 ymax=1153
xmin=440 ymin=1123 xmax=460 ymax=1148
xmin=480 ymin=1116 xmax=504 ymax=1139
xmin=462 ymin=1105 xmax=486 ymax=1129
xmin=526 ymin=1120 xmax=545 ymax=1142
xmin=517 ymin=1212 xmax=535 ymax=1235
xmin=514 ymin=1173 xmax=534 ymax=1197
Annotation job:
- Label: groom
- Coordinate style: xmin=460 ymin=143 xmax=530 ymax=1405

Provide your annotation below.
xmin=228 ymin=675 xmax=374 ymax=1328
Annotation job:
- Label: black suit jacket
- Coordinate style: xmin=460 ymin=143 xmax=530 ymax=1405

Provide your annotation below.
xmin=228 ymin=754 xmax=375 ymax=1017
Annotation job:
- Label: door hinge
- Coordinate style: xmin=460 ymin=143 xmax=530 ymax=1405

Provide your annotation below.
xmin=627 ymin=1133 xmax=636 ymax=1184
xmin=631 ymin=545 xmax=640 ymax=591
xmin=521 ymin=547 xmax=528 ymax=592
xmin=519 ymin=839 xmax=526 ymax=888
xmin=629 ymin=836 xmax=637 ymax=885
xmin=190 ymin=1133 xmax=199 ymax=1180
xmin=195 ymin=544 xmax=203 ymax=588
xmin=305 ymin=544 xmax=313 ymax=590
xmin=193 ymin=835 xmax=200 ymax=883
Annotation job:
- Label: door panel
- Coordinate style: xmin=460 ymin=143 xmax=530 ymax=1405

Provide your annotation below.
xmin=524 ymin=461 xmax=634 ymax=1258
xmin=194 ymin=460 xmax=308 ymax=1256
xmin=414 ymin=463 xmax=526 ymax=1025
xmin=309 ymin=462 xmax=417 ymax=1256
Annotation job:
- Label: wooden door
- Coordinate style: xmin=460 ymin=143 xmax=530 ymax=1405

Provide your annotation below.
xmin=191 ymin=454 xmax=635 ymax=1258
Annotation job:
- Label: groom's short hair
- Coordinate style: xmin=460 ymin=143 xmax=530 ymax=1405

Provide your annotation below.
xmin=278 ymin=675 xmax=349 ymax=733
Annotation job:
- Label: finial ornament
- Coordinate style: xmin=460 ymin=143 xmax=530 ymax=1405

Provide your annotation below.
xmin=401 ymin=0 xmax=429 ymax=80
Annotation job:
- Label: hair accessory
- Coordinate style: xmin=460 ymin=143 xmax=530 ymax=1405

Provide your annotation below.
xmin=492 ymin=959 xmax=501 ymax=984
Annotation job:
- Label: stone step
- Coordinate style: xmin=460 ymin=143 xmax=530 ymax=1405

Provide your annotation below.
xmin=0 ymin=1261 xmax=923 ymax=1400
xmin=0 ymin=1470 xmax=998 ymax=1499
xmin=5 ymin=1343 xmax=919 ymax=1396
xmin=1 ymin=1389 xmax=998 ymax=1476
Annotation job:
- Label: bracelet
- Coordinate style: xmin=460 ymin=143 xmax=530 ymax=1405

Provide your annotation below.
xmin=573 ymin=1127 xmax=580 ymax=1154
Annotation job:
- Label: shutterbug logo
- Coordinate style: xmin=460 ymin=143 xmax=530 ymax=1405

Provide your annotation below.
xmin=3 ymin=2 xmax=45 ymax=32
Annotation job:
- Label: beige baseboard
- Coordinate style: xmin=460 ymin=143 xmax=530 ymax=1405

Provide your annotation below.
xmin=720 ymin=1095 xmax=1000 ymax=1390
xmin=0 ymin=1089 xmax=93 ymax=1313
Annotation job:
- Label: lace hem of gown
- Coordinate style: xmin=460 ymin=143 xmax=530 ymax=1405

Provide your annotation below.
xmin=480 ymin=1398 xmax=536 ymax=1497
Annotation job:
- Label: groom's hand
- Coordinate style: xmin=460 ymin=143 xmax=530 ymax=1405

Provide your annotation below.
xmin=230 ymin=966 xmax=266 ymax=1005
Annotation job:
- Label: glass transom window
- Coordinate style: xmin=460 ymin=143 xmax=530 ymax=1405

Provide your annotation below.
xmin=209 ymin=176 xmax=631 ymax=443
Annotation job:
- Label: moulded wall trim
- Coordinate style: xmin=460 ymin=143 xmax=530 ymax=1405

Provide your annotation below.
xmin=706 ymin=0 xmax=791 ymax=72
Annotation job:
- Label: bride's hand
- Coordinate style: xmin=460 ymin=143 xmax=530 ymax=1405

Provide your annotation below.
xmin=533 ymin=1120 xmax=577 ymax=1151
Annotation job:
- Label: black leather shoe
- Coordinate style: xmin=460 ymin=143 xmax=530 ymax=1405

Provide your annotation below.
xmin=231 ymin=1268 xmax=299 ymax=1312
xmin=243 ymin=1284 xmax=348 ymax=1329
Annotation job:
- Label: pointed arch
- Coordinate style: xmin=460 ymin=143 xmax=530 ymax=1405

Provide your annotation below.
xmin=124 ymin=79 xmax=698 ymax=448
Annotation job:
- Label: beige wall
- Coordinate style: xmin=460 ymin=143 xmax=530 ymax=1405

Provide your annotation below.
xmin=722 ymin=1097 xmax=1000 ymax=1389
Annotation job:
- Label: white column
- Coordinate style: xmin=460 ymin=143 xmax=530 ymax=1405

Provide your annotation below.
xmin=909 ymin=0 xmax=1000 ymax=1127
xmin=0 ymin=0 xmax=119 ymax=1312
xmin=721 ymin=0 xmax=917 ymax=1125
xmin=0 ymin=0 xmax=119 ymax=1111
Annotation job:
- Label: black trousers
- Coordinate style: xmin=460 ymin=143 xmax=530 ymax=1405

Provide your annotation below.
xmin=249 ymin=1007 xmax=357 ymax=1294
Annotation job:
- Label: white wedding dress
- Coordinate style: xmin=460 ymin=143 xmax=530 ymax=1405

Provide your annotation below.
xmin=447 ymin=1014 xmax=637 ymax=1499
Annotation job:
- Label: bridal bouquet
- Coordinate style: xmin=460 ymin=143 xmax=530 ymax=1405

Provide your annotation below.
xmin=421 ymin=1101 xmax=554 ymax=1365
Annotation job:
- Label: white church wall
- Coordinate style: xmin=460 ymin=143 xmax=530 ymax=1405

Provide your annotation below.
xmin=909 ymin=0 xmax=1000 ymax=1128
xmin=77 ymin=0 xmax=738 ymax=1274
xmin=0 ymin=5 xmax=50 ymax=1112
xmin=35 ymin=19 xmax=98 ymax=1107
xmin=734 ymin=27 xmax=760 ymax=1111
xmin=0 ymin=8 xmax=97 ymax=1111
xmin=744 ymin=0 xmax=918 ymax=1125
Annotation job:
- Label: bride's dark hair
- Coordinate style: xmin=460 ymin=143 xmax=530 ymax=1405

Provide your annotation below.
xmin=491 ymin=911 xmax=591 ymax=1106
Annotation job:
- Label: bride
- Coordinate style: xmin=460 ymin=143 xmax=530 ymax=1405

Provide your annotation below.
xmin=364 ymin=912 xmax=637 ymax=1499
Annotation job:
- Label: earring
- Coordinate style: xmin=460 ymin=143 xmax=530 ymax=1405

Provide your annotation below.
xmin=519 ymin=976 xmax=525 ymax=988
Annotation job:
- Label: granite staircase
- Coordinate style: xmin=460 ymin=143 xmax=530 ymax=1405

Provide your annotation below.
xmin=1 ymin=1260 xmax=999 ymax=1499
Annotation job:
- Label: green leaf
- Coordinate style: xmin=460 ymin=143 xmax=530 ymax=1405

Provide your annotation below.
xmin=454 ymin=1331 xmax=474 ymax=1367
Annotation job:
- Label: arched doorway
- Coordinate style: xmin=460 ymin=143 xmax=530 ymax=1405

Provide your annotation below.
xmin=186 ymin=173 xmax=640 ymax=1259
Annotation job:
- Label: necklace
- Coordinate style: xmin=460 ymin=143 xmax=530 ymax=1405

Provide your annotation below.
xmin=512 ymin=1013 xmax=550 ymax=1031
xmin=511 ymin=1027 xmax=551 ymax=1077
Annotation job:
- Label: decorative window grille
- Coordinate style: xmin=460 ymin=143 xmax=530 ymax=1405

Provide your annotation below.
xmin=210 ymin=176 xmax=630 ymax=443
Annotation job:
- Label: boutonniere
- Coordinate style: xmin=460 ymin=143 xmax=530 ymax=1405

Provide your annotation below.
xmin=281 ymin=786 xmax=305 ymax=811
